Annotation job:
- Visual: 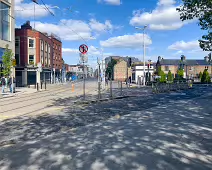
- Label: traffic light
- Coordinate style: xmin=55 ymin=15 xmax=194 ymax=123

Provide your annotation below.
xmin=128 ymin=57 xmax=132 ymax=67
xmin=12 ymin=59 xmax=16 ymax=66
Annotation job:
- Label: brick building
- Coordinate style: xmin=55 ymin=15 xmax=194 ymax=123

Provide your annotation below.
xmin=113 ymin=59 xmax=131 ymax=81
xmin=15 ymin=21 xmax=62 ymax=86
xmin=156 ymin=54 xmax=212 ymax=79
xmin=51 ymin=34 xmax=63 ymax=77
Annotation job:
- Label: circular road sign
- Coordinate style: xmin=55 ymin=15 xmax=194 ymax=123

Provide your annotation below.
xmin=79 ymin=44 xmax=88 ymax=54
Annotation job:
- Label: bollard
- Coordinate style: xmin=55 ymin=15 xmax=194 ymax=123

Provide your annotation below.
xmin=71 ymin=82 xmax=74 ymax=92
xmin=37 ymin=83 xmax=39 ymax=91
xmin=120 ymin=81 xmax=123 ymax=96
xmin=35 ymin=83 xmax=36 ymax=89
xmin=98 ymin=82 xmax=101 ymax=100
xmin=45 ymin=82 xmax=47 ymax=90
xmin=110 ymin=79 xmax=113 ymax=99
xmin=41 ymin=82 xmax=43 ymax=89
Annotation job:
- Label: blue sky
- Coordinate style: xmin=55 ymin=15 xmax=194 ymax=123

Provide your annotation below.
xmin=15 ymin=0 xmax=209 ymax=67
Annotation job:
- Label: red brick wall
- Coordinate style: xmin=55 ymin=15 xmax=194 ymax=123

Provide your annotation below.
xmin=15 ymin=29 xmax=53 ymax=67
xmin=52 ymin=37 xmax=62 ymax=70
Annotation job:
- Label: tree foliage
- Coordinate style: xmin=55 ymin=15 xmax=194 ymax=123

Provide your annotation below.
xmin=177 ymin=68 xmax=184 ymax=78
xmin=106 ymin=59 xmax=117 ymax=79
xmin=176 ymin=0 xmax=212 ymax=51
xmin=157 ymin=66 xmax=166 ymax=82
xmin=1 ymin=44 xmax=13 ymax=77
xmin=199 ymin=71 xmax=203 ymax=79
xmin=201 ymin=68 xmax=211 ymax=83
xmin=167 ymin=70 xmax=173 ymax=82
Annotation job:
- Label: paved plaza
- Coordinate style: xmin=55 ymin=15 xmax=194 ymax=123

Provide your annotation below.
xmin=0 ymin=84 xmax=212 ymax=170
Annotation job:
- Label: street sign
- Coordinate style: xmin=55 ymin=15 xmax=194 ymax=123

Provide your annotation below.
xmin=79 ymin=53 xmax=88 ymax=63
xmin=37 ymin=62 xmax=42 ymax=72
xmin=12 ymin=59 xmax=16 ymax=66
xmin=79 ymin=44 xmax=88 ymax=54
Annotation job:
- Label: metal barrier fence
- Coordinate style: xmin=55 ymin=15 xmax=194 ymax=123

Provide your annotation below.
xmin=152 ymin=81 xmax=190 ymax=93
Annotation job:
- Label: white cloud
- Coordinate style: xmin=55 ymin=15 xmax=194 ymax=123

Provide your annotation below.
xmin=89 ymin=19 xmax=113 ymax=32
xmin=97 ymin=0 xmax=121 ymax=5
xmin=62 ymin=46 xmax=113 ymax=57
xmin=33 ymin=18 xmax=117 ymax=41
xmin=15 ymin=0 xmax=57 ymax=18
xmin=129 ymin=0 xmax=194 ymax=30
xmin=168 ymin=40 xmax=209 ymax=56
xmin=34 ymin=20 xmax=94 ymax=41
xmin=100 ymin=33 xmax=152 ymax=48
xmin=168 ymin=40 xmax=200 ymax=50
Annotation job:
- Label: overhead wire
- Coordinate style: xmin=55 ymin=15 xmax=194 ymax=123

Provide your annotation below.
xmin=33 ymin=0 xmax=115 ymax=67
xmin=35 ymin=0 xmax=90 ymax=46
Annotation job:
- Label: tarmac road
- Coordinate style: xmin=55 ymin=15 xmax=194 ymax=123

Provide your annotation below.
xmin=0 ymin=85 xmax=212 ymax=170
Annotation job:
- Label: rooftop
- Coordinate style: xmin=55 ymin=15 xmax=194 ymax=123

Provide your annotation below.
xmin=159 ymin=59 xmax=211 ymax=66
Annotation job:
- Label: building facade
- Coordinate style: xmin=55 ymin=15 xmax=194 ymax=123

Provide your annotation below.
xmin=0 ymin=0 xmax=15 ymax=77
xmin=51 ymin=34 xmax=63 ymax=78
xmin=113 ymin=59 xmax=132 ymax=81
xmin=15 ymin=21 xmax=62 ymax=86
xmin=156 ymin=54 xmax=212 ymax=80
xmin=132 ymin=64 xmax=154 ymax=84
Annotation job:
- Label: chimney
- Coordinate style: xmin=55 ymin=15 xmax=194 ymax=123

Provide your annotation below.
xmin=204 ymin=56 xmax=209 ymax=62
xmin=181 ymin=55 xmax=186 ymax=61
xmin=21 ymin=21 xmax=32 ymax=30
xmin=208 ymin=53 xmax=212 ymax=61
xmin=158 ymin=56 xmax=162 ymax=62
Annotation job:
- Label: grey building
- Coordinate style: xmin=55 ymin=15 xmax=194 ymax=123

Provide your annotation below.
xmin=0 ymin=0 xmax=15 ymax=77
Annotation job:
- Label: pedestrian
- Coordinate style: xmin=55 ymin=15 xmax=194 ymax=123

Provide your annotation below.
xmin=12 ymin=77 xmax=16 ymax=93
xmin=105 ymin=76 xmax=108 ymax=86
xmin=8 ymin=76 xmax=12 ymax=93
xmin=1 ymin=76 xmax=6 ymax=94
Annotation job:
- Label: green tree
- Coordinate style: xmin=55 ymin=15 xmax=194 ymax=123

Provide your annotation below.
xmin=201 ymin=69 xmax=211 ymax=83
xmin=157 ymin=66 xmax=166 ymax=82
xmin=177 ymin=68 xmax=184 ymax=78
xmin=176 ymin=0 xmax=212 ymax=51
xmin=1 ymin=44 xmax=13 ymax=77
xmin=199 ymin=71 xmax=203 ymax=79
xmin=167 ymin=70 xmax=173 ymax=82
xmin=106 ymin=59 xmax=117 ymax=79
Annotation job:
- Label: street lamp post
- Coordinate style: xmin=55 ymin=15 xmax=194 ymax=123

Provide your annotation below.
xmin=135 ymin=25 xmax=148 ymax=86
xmin=148 ymin=59 xmax=152 ymax=83
xmin=95 ymin=47 xmax=105 ymax=90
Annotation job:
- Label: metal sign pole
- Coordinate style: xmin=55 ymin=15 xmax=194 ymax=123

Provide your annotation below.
xmin=83 ymin=61 xmax=85 ymax=100
xmin=79 ymin=44 xmax=88 ymax=100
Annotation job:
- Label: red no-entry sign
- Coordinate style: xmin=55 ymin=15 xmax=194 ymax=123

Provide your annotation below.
xmin=79 ymin=44 xmax=88 ymax=54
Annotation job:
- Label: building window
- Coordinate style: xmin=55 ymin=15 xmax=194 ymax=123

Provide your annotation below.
xmin=45 ymin=43 xmax=47 ymax=52
xmin=40 ymin=40 xmax=43 ymax=50
xmin=41 ymin=55 xmax=43 ymax=64
xmin=15 ymin=54 xmax=20 ymax=65
xmin=0 ymin=2 xmax=10 ymax=41
xmin=29 ymin=55 xmax=34 ymax=65
xmin=165 ymin=66 xmax=169 ymax=71
xmin=29 ymin=39 xmax=34 ymax=48
xmin=189 ymin=66 xmax=193 ymax=71
xmin=48 ymin=45 xmax=50 ymax=53
xmin=15 ymin=38 xmax=19 ymax=47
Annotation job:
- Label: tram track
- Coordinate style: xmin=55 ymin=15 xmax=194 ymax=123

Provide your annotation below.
xmin=0 ymin=81 xmax=83 ymax=106
xmin=0 ymin=81 xmax=98 ymax=118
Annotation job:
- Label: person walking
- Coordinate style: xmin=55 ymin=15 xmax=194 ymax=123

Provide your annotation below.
xmin=1 ymin=76 xmax=6 ymax=94
xmin=8 ymin=76 xmax=12 ymax=93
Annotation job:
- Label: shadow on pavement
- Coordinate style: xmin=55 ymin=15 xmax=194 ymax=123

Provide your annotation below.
xmin=0 ymin=85 xmax=212 ymax=169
